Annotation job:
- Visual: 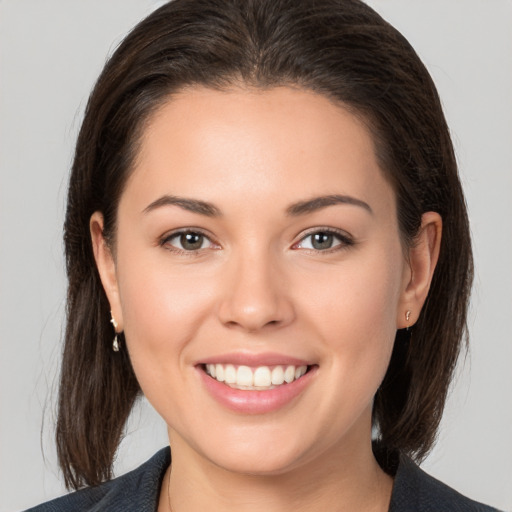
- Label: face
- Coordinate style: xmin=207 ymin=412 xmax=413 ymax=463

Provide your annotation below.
xmin=93 ymin=86 xmax=426 ymax=476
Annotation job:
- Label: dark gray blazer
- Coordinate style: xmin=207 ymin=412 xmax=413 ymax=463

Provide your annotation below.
xmin=25 ymin=447 xmax=500 ymax=511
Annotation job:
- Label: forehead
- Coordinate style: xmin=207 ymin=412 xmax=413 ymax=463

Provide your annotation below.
xmin=124 ymin=85 xmax=395 ymax=217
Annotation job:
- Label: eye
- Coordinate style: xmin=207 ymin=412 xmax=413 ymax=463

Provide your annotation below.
xmin=161 ymin=230 xmax=216 ymax=252
xmin=294 ymin=229 xmax=353 ymax=251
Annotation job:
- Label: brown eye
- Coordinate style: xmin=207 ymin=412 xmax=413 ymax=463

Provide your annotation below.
xmin=180 ymin=232 xmax=204 ymax=250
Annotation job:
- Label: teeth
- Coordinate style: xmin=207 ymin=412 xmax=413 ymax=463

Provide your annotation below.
xmin=205 ymin=364 xmax=308 ymax=390
xmin=237 ymin=366 xmax=253 ymax=386
xmin=284 ymin=365 xmax=295 ymax=383
xmin=271 ymin=366 xmax=285 ymax=385
xmin=224 ymin=364 xmax=236 ymax=384
xmin=295 ymin=366 xmax=306 ymax=379
xmin=215 ymin=364 xmax=224 ymax=382
xmin=254 ymin=366 xmax=271 ymax=387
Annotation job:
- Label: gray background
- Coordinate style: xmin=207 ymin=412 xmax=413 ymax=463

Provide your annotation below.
xmin=0 ymin=1 xmax=511 ymax=510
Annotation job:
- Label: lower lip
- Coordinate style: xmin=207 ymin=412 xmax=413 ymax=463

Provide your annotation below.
xmin=197 ymin=366 xmax=317 ymax=415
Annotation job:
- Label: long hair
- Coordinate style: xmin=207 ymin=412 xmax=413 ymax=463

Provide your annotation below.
xmin=57 ymin=0 xmax=473 ymax=489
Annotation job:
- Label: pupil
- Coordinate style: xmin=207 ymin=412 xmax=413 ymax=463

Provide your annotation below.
xmin=312 ymin=232 xmax=333 ymax=250
xmin=181 ymin=233 xmax=203 ymax=250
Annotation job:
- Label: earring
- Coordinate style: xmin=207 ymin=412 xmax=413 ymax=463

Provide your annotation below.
xmin=113 ymin=334 xmax=120 ymax=352
xmin=405 ymin=310 xmax=412 ymax=331
xmin=110 ymin=311 xmax=118 ymax=330
xmin=110 ymin=311 xmax=121 ymax=352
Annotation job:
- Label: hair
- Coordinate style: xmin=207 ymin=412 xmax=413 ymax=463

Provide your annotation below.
xmin=57 ymin=0 xmax=473 ymax=489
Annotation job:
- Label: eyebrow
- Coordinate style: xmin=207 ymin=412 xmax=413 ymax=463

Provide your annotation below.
xmin=142 ymin=193 xmax=372 ymax=217
xmin=143 ymin=195 xmax=221 ymax=217
xmin=286 ymin=194 xmax=373 ymax=216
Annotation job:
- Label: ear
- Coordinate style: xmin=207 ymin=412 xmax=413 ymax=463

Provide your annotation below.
xmin=90 ymin=211 xmax=123 ymax=331
xmin=397 ymin=211 xmax=442 ymax=329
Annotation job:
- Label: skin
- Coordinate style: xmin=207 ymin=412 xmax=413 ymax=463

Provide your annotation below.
xmin=91 ymin=86 xmax=441 ymax=512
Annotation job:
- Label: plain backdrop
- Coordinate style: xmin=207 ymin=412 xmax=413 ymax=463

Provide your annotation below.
xmin=0 ymin=1 xmax=511 ymax=510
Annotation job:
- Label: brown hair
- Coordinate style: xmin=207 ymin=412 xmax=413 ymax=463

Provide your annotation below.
xmin=57 ymin=0 xmax=473 ymax=489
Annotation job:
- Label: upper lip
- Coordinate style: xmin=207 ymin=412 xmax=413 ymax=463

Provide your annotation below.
xmin=197 ymin=352 xmax=315 ymax=367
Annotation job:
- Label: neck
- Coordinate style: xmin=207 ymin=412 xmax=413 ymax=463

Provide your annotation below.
xmin=161 ymin=433 xmax=393 ymax=512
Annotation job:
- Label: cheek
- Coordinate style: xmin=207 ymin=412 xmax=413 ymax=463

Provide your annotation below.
xmin=301 ymin=249 xmax=402 ymax=333
xmin=297 ymin=250 xmax=404 ymax=393
xmin=114 ymin=248 xmax=217 ymax=389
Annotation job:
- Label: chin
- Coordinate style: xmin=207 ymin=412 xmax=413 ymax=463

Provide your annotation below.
xmin=181 ymin=422 xmax=323 ymax=477
xmin=206 ymin=446 xmax=308 ymax=476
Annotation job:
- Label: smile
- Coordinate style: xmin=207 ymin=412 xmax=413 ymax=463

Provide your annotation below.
xmin=198 ymin=358 xmax=317 ymax=414
xmin=204 ymin=364 xmax=309 ymax=390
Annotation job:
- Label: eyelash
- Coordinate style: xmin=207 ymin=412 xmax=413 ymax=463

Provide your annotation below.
xmin=292 ymin=228 xmax=354 ymax=253
xmin=159 ymin=229 xmax=218 ymax=256
xmin=159 ymin=228 xmax=354 ymax=255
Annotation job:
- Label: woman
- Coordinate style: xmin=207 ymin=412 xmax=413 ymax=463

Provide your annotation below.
xmin=24 ymin=0 xmax=500 ymax=510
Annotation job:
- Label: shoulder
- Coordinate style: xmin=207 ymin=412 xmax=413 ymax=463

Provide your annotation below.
xmin=24 ymin=447 xmax=170 ymax=512
xmin=390 ymin=455 xmax=501 ymax=512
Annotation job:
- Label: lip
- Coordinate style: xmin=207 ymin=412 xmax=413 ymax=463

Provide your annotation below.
xmin=197 ymin=362 xmax=318 ymax=415
xmin=198 ymin=352 xmax=313 ymax=367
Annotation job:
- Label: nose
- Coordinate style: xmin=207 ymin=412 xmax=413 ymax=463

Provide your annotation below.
xmin=217 ymin=248 xmax=295 ymax=333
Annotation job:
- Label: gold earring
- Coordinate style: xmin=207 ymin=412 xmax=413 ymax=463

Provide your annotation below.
xmin=405 ymin=310 xmax=412 ymax=330
xmin=110 ymin=311 xmax=118 ymax=330
xmin=110 ymin=311 xmax=121 ymax=352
